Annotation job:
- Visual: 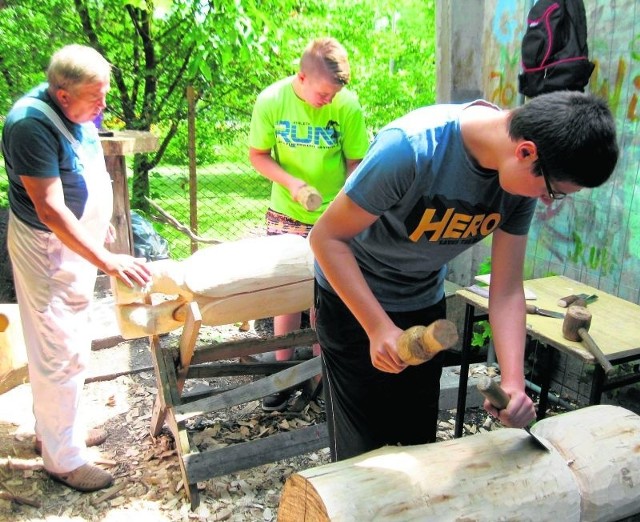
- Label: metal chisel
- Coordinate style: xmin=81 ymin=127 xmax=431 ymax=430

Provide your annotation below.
xmin=476 ymin=376 xmax=549 ymax=452
xmin=525 ymin=303 xmax=564 ymax=319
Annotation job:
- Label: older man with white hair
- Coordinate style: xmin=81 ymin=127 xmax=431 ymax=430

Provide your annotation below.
xmin=2 ymin=44 xmax=151 ymax=492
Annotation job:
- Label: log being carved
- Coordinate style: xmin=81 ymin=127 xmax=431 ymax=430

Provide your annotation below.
xmin=278 ymin=405 xmax=640 ymax=522
xmin=113 ymin=234 xmax=315 ymax=339
xmin=0 ymin=304 xmax=28 ymax=394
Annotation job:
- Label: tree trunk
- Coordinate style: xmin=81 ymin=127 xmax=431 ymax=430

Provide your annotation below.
xmin=278 ymin=405 xmax=640 ymax=522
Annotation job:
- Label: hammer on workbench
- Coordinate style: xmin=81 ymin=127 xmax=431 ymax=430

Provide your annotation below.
xmin=396 ymin=320 xmax=459 ymax=365
xmin=561 ymin=305 xmax=614 ymax=375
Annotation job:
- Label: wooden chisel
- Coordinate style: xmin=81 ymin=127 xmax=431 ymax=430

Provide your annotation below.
xmin=476 ymin=376 xmax=549 ymax=451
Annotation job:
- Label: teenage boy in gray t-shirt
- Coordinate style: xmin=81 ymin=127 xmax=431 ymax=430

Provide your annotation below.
xmin=310 ymin=91 xmax=618 ymax=461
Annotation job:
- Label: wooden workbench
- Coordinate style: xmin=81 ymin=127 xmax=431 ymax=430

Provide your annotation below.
xmin=101 ymin=130 xmax=159 ymax=255
xmin=453 ymin=275 xmax=640 ymax=436
xmin=146 ymin=278 xmax=463 ymax=509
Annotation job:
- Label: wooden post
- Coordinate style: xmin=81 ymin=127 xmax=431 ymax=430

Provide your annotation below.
xmin=187 ymin=86 xmax=198 ymax=254
xmin=100 ymin=131 xmax=159 ymax=255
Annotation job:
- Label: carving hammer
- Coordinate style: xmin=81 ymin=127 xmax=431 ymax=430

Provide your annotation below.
xmin=294 ymin=184 xmax=323 ymax=211
xmin=561 ymin=305 xmax=614 ymax=375
xmin=476 ymin=376 xmax=549 ymax=451
xmin=396 ymin=320 xmax=459 ymax=365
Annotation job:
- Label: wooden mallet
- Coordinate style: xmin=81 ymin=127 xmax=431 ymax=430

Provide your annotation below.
xmin=396 ymin=319 xmax=459 ymax=365
xmin=294 ymin=184 xmax=323 ymax=211
xmin=561 ymin=305 xmax=614 ymax=375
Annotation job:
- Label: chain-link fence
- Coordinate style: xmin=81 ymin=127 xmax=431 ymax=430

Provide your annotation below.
xmin=140 ymin=126 xmax=272 ymax=261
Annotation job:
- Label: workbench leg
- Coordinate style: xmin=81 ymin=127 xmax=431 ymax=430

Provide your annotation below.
xmin=147 ymin=312 xmax=201 ymax=509
xmin=150 ymin=396 xmax=166 ymax=438
xmin=454 ymin=303 xmax=476 ymax=438
xmin=149 ymin=334 xmax=181 ymax=437
xmin=149 ymin=334 xmax=167 ymax=436
xmin=176 ymin=302 xmax=202 ymax=394
xmin=165 ymin=408 xmax=200 ymax=509
xmin=589 ymin=365 xmax=606 ymax=405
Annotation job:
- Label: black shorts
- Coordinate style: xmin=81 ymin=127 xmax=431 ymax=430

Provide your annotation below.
xmin=314 ymin=282 xmax=447 ymax=461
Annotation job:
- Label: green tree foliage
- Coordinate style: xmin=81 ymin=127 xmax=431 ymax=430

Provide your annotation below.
xmin=0 ymin=0 xmax=436 ymax=206
xmin=313 ymin=0 xmax=437 ymax=131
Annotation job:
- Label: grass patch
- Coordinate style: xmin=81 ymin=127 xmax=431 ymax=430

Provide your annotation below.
xmin=143 ymin=166 xmax=271 ymax=259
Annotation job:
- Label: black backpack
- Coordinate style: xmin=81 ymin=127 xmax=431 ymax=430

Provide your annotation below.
xmin=518 ymin=0 xmax=595 ymax=97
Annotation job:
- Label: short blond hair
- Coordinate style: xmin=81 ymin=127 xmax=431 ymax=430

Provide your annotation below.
xmin=299 ymin=37 xmax=350 ymax=86
xmin=47 ymin=44 xmax=111 ymax=91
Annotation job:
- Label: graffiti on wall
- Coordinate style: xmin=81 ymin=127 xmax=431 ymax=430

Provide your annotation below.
xmin=487 ymin=0 xmax=524 ymax=109
xmin=486 ymin=0 xmax=640 ymax=301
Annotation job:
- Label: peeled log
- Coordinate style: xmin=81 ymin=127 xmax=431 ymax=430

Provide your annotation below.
xmin=531 ymin=405 xmax=640 ymax=522
xmin=113 ymin=234 xmax=315 ymax=338
xmin=278 ymin=405 xmax=640 ymax=522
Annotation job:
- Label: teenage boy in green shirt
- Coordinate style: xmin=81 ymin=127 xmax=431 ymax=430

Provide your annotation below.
xmin=249 ymin=37 xmax=369 ymax=411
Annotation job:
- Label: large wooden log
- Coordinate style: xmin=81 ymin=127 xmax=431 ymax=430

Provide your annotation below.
xmin=531 ymin=405 xmax=640 ymax=522
xmin=113 ymin=234 xmax=315 ymax=338
xmin=278 ymin=405 xmax=640 ymax=522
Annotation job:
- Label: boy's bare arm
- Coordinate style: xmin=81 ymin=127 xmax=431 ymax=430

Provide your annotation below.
xmin=486 ymin=228 xmax=536 ymax=428
xmin=310 ymin=192 xmax=407 ymax=373
xmin=248 ymin=147 xmax=307 ymax=196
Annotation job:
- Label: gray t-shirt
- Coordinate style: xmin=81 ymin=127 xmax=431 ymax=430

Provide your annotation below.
xmin=315 ymin=101 xmax=537 ymax=311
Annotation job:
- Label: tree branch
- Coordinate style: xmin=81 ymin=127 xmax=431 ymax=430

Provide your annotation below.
xmin=145 ymin=197 xmax=223 ymax=245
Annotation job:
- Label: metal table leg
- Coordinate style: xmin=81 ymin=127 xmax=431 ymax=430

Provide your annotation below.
xmin=535 ymin=340 xmax=553 ymax=421
xmin=454 ymin=303 xmax=476 ymax=438
xmin=589 ymin=364 xmax=606 ymax=405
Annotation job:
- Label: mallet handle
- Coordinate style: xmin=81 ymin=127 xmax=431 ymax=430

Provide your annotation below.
xmin=476 ymin=375 xmax=510 ymax=410
xmin=578 ymin=327 xmax=615 ymax=376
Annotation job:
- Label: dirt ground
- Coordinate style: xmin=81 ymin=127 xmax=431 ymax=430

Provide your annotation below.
xmin=0 ymin=315 xmax=501 ymax=522
xmin=1 ymin=281 xmax=639 ymax=521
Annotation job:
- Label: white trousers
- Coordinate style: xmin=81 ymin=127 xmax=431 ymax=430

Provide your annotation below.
xmin=7 ymin=212 xmax=99 ymax=473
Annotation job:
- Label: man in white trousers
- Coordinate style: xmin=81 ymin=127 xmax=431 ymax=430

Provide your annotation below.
xmin=2 ymin=44 xmax=151 ymax=492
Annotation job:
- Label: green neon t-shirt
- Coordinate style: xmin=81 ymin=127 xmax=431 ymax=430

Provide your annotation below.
xmin=249 ymin=76 xmax=369 ymax=224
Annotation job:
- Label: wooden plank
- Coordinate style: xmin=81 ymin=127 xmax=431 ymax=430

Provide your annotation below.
xmin=149 ymin=334 xmax=175 ymax=436
xmin=456 ymin=275 xmax=640 ymax=363
xmin=0 ymin=366 xmax=29 ymax=396
xmin=183 ymin=423 xmax=329 ymax=483
xmin=179 ymin=303 xmax=202 ymax=368
xmin=164 ymin=408 xmax=200 ymax=509
xmin=160 ymin=344 xmax=182 ymax=407
xmin=191 ymin=328 xmax=317 ymax=365
xmin=0 ymin=304 xmax=28 ymax=394
xmin=100 ymin=130 xmax=159 ymax=156
xmin=175 ymin=357 xmax=322 ymax=422
xmin=176 ymin=302 xmax=201 ymax=394
xmin=186 ymin=361 xmax=299 ymax=379
xmin=150 ymin=395 xmax=165 ymax=437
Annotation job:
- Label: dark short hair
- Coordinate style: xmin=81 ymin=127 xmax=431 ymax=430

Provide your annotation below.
xmin=508 ymin=91 xmax=618 ymax=188
xmin=299 ymin=37 xmax=350 ymax=86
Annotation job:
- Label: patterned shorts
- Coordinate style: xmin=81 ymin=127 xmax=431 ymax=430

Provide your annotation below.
xmin=266 ymin=209 xmax=313 ymax=238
